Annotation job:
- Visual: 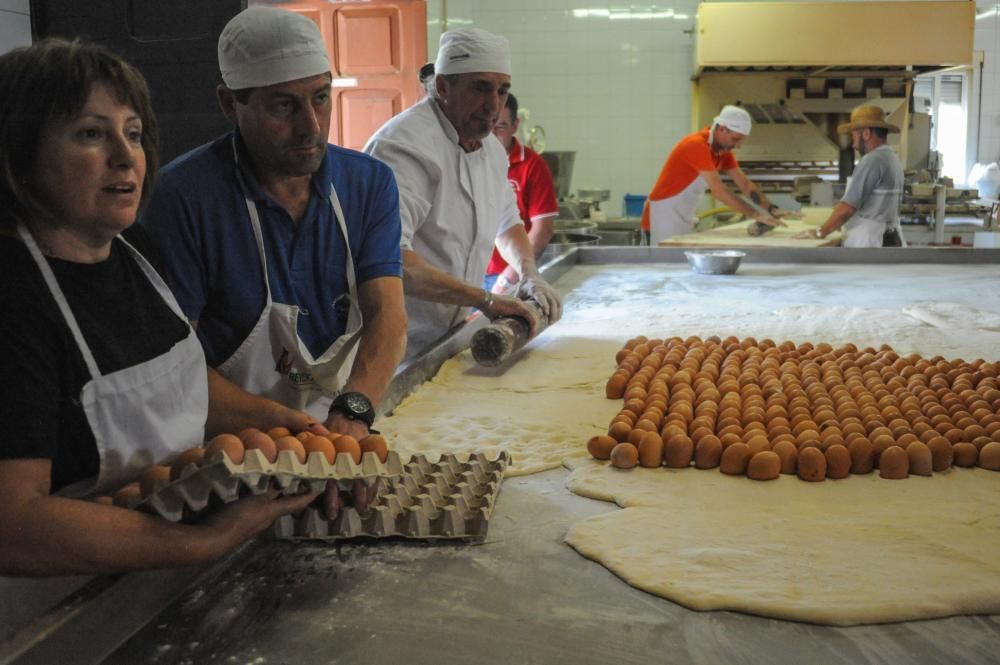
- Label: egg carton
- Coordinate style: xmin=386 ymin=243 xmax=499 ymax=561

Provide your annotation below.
xmin=131 ymin=447 xmax=406 ymax=523
xmin=271 ymin=451 xmax=511 ymax=542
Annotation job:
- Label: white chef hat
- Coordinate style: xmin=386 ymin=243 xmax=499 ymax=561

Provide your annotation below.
xmin=434 ymin=28 xmax=511 ymax=76
xmin=218 ymin=6 xmax=330 ymax=90
xmin=714 ymin=105 xmax=752 ymax=135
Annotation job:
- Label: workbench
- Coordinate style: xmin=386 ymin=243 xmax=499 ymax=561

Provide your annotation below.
xmin=659 ymin=206 xmax=842 ymax=247
xmin=4 ymin=247 xmax=1000 ymax=665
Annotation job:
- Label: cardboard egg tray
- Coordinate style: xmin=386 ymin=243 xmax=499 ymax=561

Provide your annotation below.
xmin=272 ymin=451 xmax=511 ymax=542
xmin=130 ymin=447 xmax=407 ymax=523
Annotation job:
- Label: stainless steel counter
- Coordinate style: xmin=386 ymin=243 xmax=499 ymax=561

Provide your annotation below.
xmin=4 ymin=247 xmax=1000 ymax=665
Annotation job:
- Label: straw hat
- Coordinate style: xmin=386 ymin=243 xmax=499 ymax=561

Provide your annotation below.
xmin=837 ymin=105 xmax=899 ymax=134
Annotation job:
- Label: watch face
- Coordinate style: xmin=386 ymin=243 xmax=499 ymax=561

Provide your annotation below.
xmin=345 ymin=393 xmax=369 ymax=415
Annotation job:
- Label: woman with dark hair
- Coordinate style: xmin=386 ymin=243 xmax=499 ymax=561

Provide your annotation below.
xmin=0 ymin=39 xmax=325 ymax=576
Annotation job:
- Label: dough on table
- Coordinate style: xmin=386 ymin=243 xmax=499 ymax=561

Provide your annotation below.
xmin=564 ymin=458 xmax=1000 ymax=626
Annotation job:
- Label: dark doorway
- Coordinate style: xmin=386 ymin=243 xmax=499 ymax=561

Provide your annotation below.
xmin=31 ymin=0 xmax=243 ymax=164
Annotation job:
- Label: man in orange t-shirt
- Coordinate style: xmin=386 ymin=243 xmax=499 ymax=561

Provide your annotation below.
xmin=642 ymin=105 xmax=783 ymax=245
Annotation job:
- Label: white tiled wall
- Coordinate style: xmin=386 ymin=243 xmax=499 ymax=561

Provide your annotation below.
xmin=0 ymin=0 xmax=31 ymax=55
xmin=975 ymin=1 xmax=1000 ymax=168
xmin=429 ymin=0 xmax=1000 ymax=210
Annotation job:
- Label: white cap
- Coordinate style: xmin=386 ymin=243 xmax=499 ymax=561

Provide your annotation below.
xmin=219 ymin=6 xmax=330 ymax=89
xmin=434 ymin=28 xmax=511 ymax=77
xmin=714 ymin=105 xmax=752 ymax=135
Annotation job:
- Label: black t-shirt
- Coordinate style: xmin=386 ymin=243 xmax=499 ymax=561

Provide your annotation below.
xmin=0 ymin=225 xmax=189 ymax=492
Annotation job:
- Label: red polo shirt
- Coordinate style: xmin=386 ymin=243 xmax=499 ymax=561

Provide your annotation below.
xmin=486 ymin=138 xmax=559 ymax=276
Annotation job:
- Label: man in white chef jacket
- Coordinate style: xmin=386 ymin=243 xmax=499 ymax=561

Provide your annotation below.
xmin=364 ymin=28 xmax=562 ymax=360
xmin=795 ymin=105 xmax=905 ymax=247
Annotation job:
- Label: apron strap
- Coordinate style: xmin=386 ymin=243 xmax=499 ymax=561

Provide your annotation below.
xmin=233 ymin=135 xmax=358 ymax=305
xmin=16 ymin=222 xmax=101 ymax=379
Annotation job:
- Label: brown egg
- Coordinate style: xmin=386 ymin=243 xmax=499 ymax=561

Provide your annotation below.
xmin=139 ymin=465 xmax=172 ymax=497
xmin=694 ymin=436 xmax=723 ymax=469
xmin=638 ymin=432 xmax=665 ymax=468
xmin=979 ymin=442 xmax=1000 ymax=471
xmin=824 ymin=444 xmax=851 ymax=479
xmin=848 ymin=438 xmax=874 ymax=474
xmin=953 ymin=442 xmax=978 ymax=467
xmin=359 ymin=434 xmax=390 ymax=463
xmin=663 ymin=433 xmax=694 ymax=468
xmin=267 ymin=426 xmax=292 ymax=439
xmin=794 ymin=429 xmax=820 ymax=449
xmin=206 ymin=433 xmax=246 ymax=464
xmin=170 ymin=447 xmax=207 ymax=480
xmin=304 ymin=435 xmax=337 ymax=464
xmin=606 ymin=373 xmax=628 ymax=399
xmin=587 ymin=435 xmax=618 ymax=460
xmin=797 ymin=447 xmax=827 ymax=482
xmin=720 ymin=442 xmax=751 ymax=475
xmin=764 ymin=441 xmax=793 ymax=475
xmin=879 ymin=446 xmax=909 ymax=479
xmin=906 ymin=441 xmax=933 ymax=476
xmin=334 ymin=435 xmax=363 ymax=465
xmin=275 ymin=435 xmax=307 ymax=463
xmin=747 ymin=451 xmax=781 ymax=481
xmin=113 ymin=482 xmax=142 ymax=508
xmin=627 ymin=428 xmax=648 ymax=446
xmin=608 ymin=421 xmax=632 ymax=443
xmin=926 ymin=436 xmax=953 ymax=471
xmin=610 ymin=442 xmax=639 ymax=469
xmin=241 ymin=429 xmax=278 ymax=463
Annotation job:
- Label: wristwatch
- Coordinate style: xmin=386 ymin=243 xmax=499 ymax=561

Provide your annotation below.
xmin=329 ymin=391 xmax=376 ymax=427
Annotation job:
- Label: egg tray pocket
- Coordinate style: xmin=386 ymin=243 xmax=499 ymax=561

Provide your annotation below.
xmin=271 ymin=451 xmax=511 ymax=542
xmin=130 ymin=448 xmax=407 ymax=523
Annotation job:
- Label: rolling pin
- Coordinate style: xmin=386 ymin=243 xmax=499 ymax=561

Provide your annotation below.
xmin=471 ymin=301 xmax=548 ymax=367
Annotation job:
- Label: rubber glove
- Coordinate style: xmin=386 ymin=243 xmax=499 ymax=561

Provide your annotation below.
xmin=518 ymin=275 xmax=563 ymax=323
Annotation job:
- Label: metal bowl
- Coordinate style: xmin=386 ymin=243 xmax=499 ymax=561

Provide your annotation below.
xmin=684 ymin=250 xmax=746 ymax=275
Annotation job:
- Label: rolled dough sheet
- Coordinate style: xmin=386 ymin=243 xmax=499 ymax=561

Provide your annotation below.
xmin=563 ymin=459 xmax=1000 ymax=626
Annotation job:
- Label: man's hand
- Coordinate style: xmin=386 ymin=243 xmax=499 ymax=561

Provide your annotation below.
xmin=261 ymin=403 xmax=330 ymax=437
xmin=484 ymin=294 xmax=544 ymax=337
xmin=324 ymin=410 xmax=370 ymax=440
xmin=491 ymin=273 xmax=518 ymax=296
xmin=794 ymin=227 xmax=825 ymax=240
xmin=754 ymin=214 xmax=787 ymax=228
xmin=518 ymin=276 xmax=563 ymax=322
xmin=323 ymin=479 xmax=374 ymax=521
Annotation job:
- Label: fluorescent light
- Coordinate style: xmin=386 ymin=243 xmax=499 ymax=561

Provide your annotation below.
xmin=976 ymin=7 xmax=999 ymax=21
xmin=332 ymin=78 xmax=358 ymax=88
xmin=572 ymin=7 xmax=688 ymax=20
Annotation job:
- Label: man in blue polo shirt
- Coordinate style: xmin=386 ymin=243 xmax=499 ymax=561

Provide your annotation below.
xmin=143 ymin=6 xmax=407 ymax=439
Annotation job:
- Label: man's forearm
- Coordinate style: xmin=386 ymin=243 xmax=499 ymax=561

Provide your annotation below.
xmin=815 ymin=202 xmax=856 ymax=238
xmin=495 ymin=224 xmax=538 ymax=278
xmin=343 ymin=279 xmax=408 ymax=406
xmin=402 ymin=249 xmax=490 ymax=308
xmin=500 ymin=218 xmax=554 ymax=283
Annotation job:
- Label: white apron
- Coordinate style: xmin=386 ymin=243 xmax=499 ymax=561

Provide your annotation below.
xmin=16 ymin=222 xmax=209 ymax=497
xmin=841 ymin=215 xmax=886 ymax=248
xmin=216 ymin=163 xmax=363 ymax=421
xmin=648 ymin=175 xmax=706 ymax=245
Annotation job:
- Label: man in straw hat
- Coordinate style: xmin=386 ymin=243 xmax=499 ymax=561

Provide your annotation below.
xmin=641 ymin=104 xmax=786 ymax=245
xmin=795 ymin=104 xmax=905 ymax=247
xmin=364 ymin=28 xmax=562 ymax=360
xmin=144 ymin=6 xmax=407 ymax=444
